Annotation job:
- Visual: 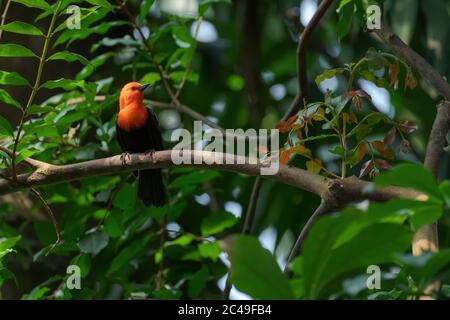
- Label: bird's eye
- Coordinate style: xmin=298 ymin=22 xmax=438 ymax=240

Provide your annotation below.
xmin=131 ymin=86 xmax=139 ymax=91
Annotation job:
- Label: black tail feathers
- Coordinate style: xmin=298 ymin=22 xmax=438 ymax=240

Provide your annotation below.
xmin=138 ymin=169 xmax=167 ymax=207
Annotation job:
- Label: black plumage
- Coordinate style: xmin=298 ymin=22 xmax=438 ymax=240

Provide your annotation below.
xmin=116 ymin=108 xmax=167 ymax=207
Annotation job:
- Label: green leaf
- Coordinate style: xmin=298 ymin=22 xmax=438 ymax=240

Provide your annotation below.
xmin=90 ymin=34 xmax=138 ymax=52
xmin=0 ymin=44 xmax=37 ymax=58
xmin=198 ymin=241 xmax=221 ymax=262
xmin=71 ymin=254 xmax=91 ymax=278
xmin=47 ymin=51 xmax=90 ymax=66
xmin=188 ymin=267 xmax=209 ymax=298
xmin=398 ymin=250 xmax=450 ymax=290
xmin=139 ymin=72 xmax=161 ymax=85
xmin=41 ymin=78 xmax=85 ymax=90
xmin=12 ymin=0 xmax=52 ymax=11
xmin=113 ymin=183 xmax=137 ymax=211
xmin=78 ymin=230 xmax=109 ymax=256
xmin=0 ymin=70 xmax=30 ymax=86
xmin=0 ymin=235 xmax=21 ymax=252
xmin=0 ymin=89 xmax=21 ymax=109
xmin=139 ymin=0 xmax=155 ymax=23
xmin=337 ymin=0 xmax=355 ymax=40
xmin=104 ymin=212 xmax=123 ymax=238
xmin=85 ymin=0 xmax=114 ymax=10
xmin=0 ymin=21 xmax=44 ymax=36
xmin=199 ymin=0 xmax=231 ymax=15
xmin=390 ymin=0 xmax=418 ymax=44
xmin=54 ymin=17 xmax=128 ymax=47
xmin=169 ymin=71 xmax=199 ymax=85
xmin=76 ymin=52 xmax=113 ymax=80
xmin=375 ymin=163 xmax=442 ymax=201
xmin=171 ymin=24 xmax=193 ymax=48
xmin=0 ymin=267 xmax=18 ymax=287
xmin=224 ymin=236 xmax=294 ymax=299
xmin=315 ymin=68 xmax=345 ymax=86
xmin=171 ymin=170 xmax=220 ymax=189
xmin=0 ymin=115 xmax=13 ymax=136
xmin=201 ymin=212 xmax=237 ymax=236
xmin=302 ymin=212 xmax=411 ymax=298
xmin=365 ymin=48 xmax=390 ymax=70
xmin=227 ymin=74 xmax=245 ymax=91
xmin=108 ymin=234 xmax=152 ymax=274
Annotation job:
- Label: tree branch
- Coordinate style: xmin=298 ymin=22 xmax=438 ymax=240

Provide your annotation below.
xmin=0 ymin=150 xmax=426 ymax=203
xmin=424 ymin=101 xmax=450 ymax=177
xmin=282 ymin=0 xmax=335 ymax=121
xmin=373 ymin=23 xmax=450 ymax=100
xmin=372 ymin=23 xmax=450 ymax=257
xmin=284 ymin=199 xmax=333 ymax=272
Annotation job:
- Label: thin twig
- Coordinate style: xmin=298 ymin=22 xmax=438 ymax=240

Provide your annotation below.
xmin=281 ymin=0 xmax=335 ymax=121
xmin=174 ymin=16 xmax=203 ymax=100
xmin=10 ymin=1 xmax=62 ymax=182
xmin=30 ymin=188 xmax=61 ymax=251
xmin=0 ymin=0 xmax=11 ymax=41
xmin=156 ymin=214 xmax=168 ymax=290
xmin=0 ymin=145 xmax=48 ymax=169
xmin=115 ymin=0 xmax=180 ymax=106
xmin=284 ymin=200 xmax=333 ymax=273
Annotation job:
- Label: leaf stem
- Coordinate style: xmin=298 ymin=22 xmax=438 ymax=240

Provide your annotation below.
xmin=10 ymin=1 xmax=62 ymax=182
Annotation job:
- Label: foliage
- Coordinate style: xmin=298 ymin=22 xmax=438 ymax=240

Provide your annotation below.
xmin=0 ymin=0 xmax=449 ymax=300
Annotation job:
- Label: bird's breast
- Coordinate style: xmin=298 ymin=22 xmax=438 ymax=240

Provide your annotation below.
xmin=117 ymin=105 xmax=149 ymax=132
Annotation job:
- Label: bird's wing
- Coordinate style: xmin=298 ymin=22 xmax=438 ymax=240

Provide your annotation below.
xmin=116 ymin=121 xmax=125 ymax=151
xmin=146 ymin=108 xmax=164 ymax=151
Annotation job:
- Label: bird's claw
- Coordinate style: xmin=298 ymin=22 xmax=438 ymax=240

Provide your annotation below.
xmin=120 ymin=152 xmax=131 ymax=165
xmin=145 ymin=149 xmax=156 ymax=162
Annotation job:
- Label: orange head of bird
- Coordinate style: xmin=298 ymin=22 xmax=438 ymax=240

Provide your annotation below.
xmin=119 ymin=82 xmax=150 ymax=110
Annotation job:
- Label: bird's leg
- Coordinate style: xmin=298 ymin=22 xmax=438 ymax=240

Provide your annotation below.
xmin=120 ymin=151 xmax=131 ymax=165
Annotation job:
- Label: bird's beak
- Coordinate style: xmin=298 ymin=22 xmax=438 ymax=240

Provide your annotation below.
xmin=137 ymin=84 xmax=150 ymax=92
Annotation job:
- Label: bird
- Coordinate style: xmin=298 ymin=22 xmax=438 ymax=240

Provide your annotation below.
xmin=116 ymin=82 xmax=167 ymax=207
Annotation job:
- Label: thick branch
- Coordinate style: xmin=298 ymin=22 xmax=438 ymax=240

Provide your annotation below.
xmin=0 ymin=150 xmax=425 ymax=204
xmin=373 ymin=23 xmax=450 ymax=278
xmin=424 ymin=101 xmax=450 ymax=177
xmin=373 ymin=23 xmax=450 ymax=100
xmin=0 ymin=151 xmax=326 ymax=197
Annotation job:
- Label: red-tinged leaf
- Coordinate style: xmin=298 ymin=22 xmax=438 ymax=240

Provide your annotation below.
xmin=350 ymin=112 xmax=358 ymax=124
xmin=276 ymin=121 xmax=290 ymax=134
xmin=371 ymin=140 xmax=394 ymax=159
xmin=306 ymin=159 xmax=322 ymax=174
xmin=359 ymin=160 xmax=373 ymax=178
xmin=280 ymin=149 xmax=291 ymax=165
xmin=389 ymin=61 xmax=400 ymax=88
xmin=404 ymin=69 xmax=417 ymax=90
xmin=347 ymin=90 xmax=357 ymax=98
xmin=355 ymin=90 xmax=372 ymax=100
xmin=375 ymin=159 xmax=392 ymax=170
xmin=353 ymin=96 xmax=362 ymax=111
xmin=287 ymin=114 xmax=298 ymax=126
xmin=358 ymin=143 xmax=367 ymax=163
xmin=371 ymin=140 xmax=385 ymax=154
xmin=383 ymin=127 xmax=397 ymax=145
xmin=399 ymin=121 xmax=418 ymax=134
xmin=400 ymin=139 xmax=412 ymax=154
xmin=295 ymin=129 xmax=303 ymax=140
xmin=276 ymin=115 xmax=298 ymax=134
xmin=289 ymin=144 xmax=312 ymax=158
